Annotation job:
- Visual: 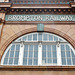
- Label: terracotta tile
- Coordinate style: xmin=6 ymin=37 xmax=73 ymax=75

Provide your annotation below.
xmin=67 ymin=28 xmax=75 ymax=36
xmin=59 ymin=71 xmax=68 ymax=75
xmin=22 ymin=71 xmax=29 ymax=75
xmin=68 ymin=71 xmax=75 ymax=75
xmin=5 ymin=71 xmax=13 ymax=75
xmin=44 ymin=71 xmax=52 ymax=75
xmin=52 ymin=71 xmax=59 ymax=75
xmin=0 ymin=71 xmax=5 ymax=75
xmin=61 ymin=25 xmax=71 ymax=33
xmin=70 ymin=25 xmax=75 ymax=28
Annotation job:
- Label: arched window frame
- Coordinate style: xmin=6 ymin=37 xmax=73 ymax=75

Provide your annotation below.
xmin=1 ymin=32 xmax=75 ymax=66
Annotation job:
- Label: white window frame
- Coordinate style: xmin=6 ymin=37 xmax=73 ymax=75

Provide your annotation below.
xmin=1 ymin=32 xmax=75 ymax=66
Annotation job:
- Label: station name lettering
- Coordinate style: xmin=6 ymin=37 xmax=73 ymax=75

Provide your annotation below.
xmin=6 ymin=15 xmax=75 ymax=21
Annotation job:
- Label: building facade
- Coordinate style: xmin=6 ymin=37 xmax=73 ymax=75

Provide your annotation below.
xmin=0 ymin=0 xmax=75 ymax=75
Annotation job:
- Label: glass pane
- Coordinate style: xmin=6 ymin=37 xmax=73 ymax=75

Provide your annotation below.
xmin=34 ymin=59 xmax=38 ymax=65
xmin=28 ymin=59 xmax=32 ymax=65
xmin=61 ymin=45 xmax=65 ymax=51
xmin=29 ymin=45 xmax=33 ymax=51
xmin=49 ymin=35 xmax=53 ymax=41
xmin=52 ymin=45 xmax=56 ymax=51
xmin=11 ymin=45 xmax=15 ymax=51
xmin=3 ymin=58 xmax=8 ymax=64
xmin=71 ymin=50 xmax=75 ymax=57
xmin=54 ymin=36 xmax=58 ymax=41
xmin=66 ymin=45 xmax=70 ymax=51
xmin=24 ymin=45 xmax=28 ymax=51
xmin=34 ymin=45 xmax=38 ymax=51
xmin=66 ymin=51 xmax=70 ymax=57
xmin=62 ymin=58 xmax=66 ymax=65
xmin=5 ymin=51 xmax=9 ymax=58
xmin=34 ymin=51 xmax=38 ymax=58
xmin=38 ymin=33 xmax=42 ymax=41
xmin=59 ymin=38 xmax=63 ymax=41
xmin=10 ymin=51 xmax=14 ymax=57
xmin=43 ymin=34 xmax=48 ymax=41
xmin=28 ymin=35 xmax=32 ymax=41
xmin=17 ymin=38 xmax=21 ymax=42
xmin=72 ymin=58 xmax=75 ymax=65
xmin=42 ymin=45 xmax=46 ymax=58
xmin=47 ymin=45 xmax=51 ymax=51
xmin=9 ymin=58 xmax=13 ymax=64
xmin=29 ymin=51 xmax=33 ymax=57
xmin=23 ymin=58 xmax=27 ymax=65
xmin=22 ymin=36 xmax=27 ymax=41
xmin=16 ymin=45 xmax=20 ymax=51
xmin=48 ymin=58 xmax=52 ymax=63
xmin=61 ymin=51 xmax=65 ymax=57
xmin=67 ymin=58 xmax=71 ymax=65
xmin=42 ymin=51 xmax=46 ymax=58
xmin=14 ymin=58 xmax=18 ymax=65
xmin=53 ymin=58 xmax=57 ymax=63
xmin=15 ymin=51 xmax=19 ymax=57
xmin=42 ymin=58 xmax=46 ymax=64
xmin=24 ymin=51 xmax=28 ymax=58
xmin=53 ymin=52 xmax=57 ymax=58
xmin=33 ymin=34 xmax=37 ymax=41
xmin=42 ymin=45 xmax=46 ymax=51
xmin=47 ymin=51 xmax=51 ymax=57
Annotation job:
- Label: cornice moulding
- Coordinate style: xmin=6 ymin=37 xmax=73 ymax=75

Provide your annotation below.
xmin=70 ymin=2 xmax=75 ymax=7
xmin=0 ymin=3 xmax=11 ymax=7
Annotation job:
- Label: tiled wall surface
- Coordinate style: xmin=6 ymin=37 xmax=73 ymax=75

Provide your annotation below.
xmin=0 ymin=71 xmax=75 ymax=75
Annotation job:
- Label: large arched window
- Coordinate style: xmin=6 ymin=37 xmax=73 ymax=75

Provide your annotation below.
xmin=1 ymin=32 xmax=75 ymax=66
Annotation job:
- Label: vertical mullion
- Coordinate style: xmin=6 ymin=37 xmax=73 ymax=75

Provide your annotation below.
xmin=8 ymin=44 xmax=13 ymax=65
xmin=13 ymin=44 xmax=16 ymax=65
xmin=41 ymin=32 xmax=42 ymax=41
xmin=18 ymin=43 xmax=24 ymax=65
xmin=7 ymin=49 xmax=10 ymax=65
xmin=37 ymin=33 xmax=38 ymax=41
xmin=27 ymin=45 xmax=29 ymax=65
xmin=32 ymin=45 xmax=34 ymax=65
xmin=32 ymin=33 xmax=33 ymax=41
xmin=65 ymin=44 xmax=67 ymax=65
xmin=53 ymin=35 xmax=54 ymax=41
xmin=48 ymin=33 xmax=49 ymax=41
xmin=38 ymin=43 xmax=42 ymax=65
xmin=1 ymin=47 xmax=9 ymax=65
xmin=51 ymin=45 xmax=53 ymax=64
xmin=69 ymin=45 xmax=73 ymax=65
xmin=57 ymin=44 xmax=62 ymax=65
xmin=46 ymin=45 xmax=47 ymax=63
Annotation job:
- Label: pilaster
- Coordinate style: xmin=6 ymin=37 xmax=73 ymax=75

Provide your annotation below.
xmin=4 ymin=0 xmax=9 ymax=2
xmin=0 ymin=13 xmax=5 ymax=42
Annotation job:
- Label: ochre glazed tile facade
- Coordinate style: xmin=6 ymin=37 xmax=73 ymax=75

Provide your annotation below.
xmin=0 ymin=0 xmax=75 ymax=74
